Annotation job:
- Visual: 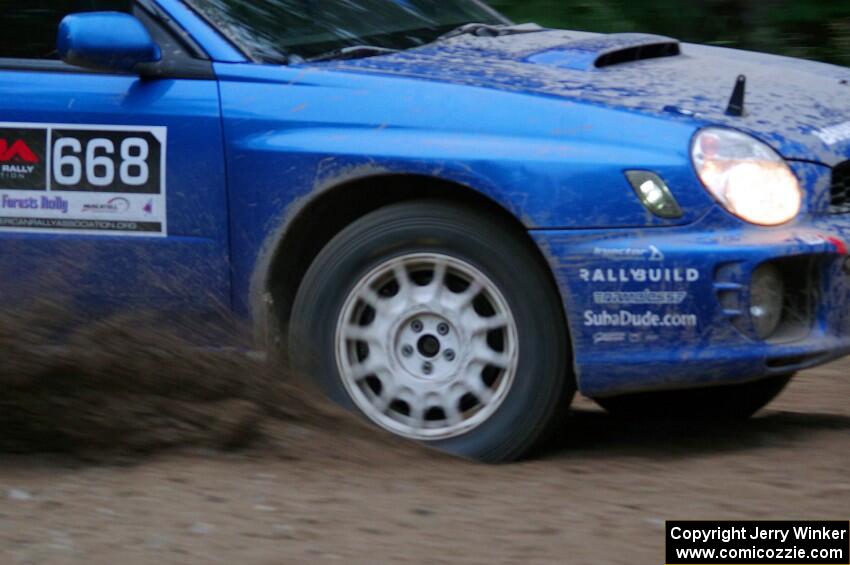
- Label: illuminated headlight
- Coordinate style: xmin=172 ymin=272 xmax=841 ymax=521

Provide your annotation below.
xmin=750 ymin=263 xmax=785 ymax=339
xmin=691 ymin=128 xmax=802 ymax=226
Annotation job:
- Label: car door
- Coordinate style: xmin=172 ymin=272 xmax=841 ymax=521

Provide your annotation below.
xmin=0 ymin=0 xmax=230 ymax=327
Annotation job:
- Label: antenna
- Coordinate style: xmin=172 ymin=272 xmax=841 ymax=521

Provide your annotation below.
xmin=725 ymin=75 xmax=747 ymax=117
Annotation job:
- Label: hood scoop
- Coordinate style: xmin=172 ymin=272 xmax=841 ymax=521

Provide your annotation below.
xmin=526 ymin=33 xmax=680 ymax=71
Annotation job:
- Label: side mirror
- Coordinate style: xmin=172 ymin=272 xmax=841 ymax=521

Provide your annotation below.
xmin=58 ymin=12 xmax=161 ymax=73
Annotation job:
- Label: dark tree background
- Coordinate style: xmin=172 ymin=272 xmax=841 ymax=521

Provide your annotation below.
xmin=489 ymin=0 xmax=850 ymax=67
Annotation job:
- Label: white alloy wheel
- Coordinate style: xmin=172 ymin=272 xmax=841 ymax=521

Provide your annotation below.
xmin=335 ymin=253 xmax=519 ymax=440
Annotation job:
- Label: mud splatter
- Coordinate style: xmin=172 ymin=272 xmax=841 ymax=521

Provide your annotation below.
xmin=0 ymin=305 xmax=349 ymax=457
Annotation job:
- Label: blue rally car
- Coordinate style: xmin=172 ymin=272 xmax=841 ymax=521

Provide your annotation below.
xmin=1 ymin=0 xmax=849 ymax=461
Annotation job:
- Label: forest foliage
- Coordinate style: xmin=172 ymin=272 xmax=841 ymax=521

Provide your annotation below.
xmin=489 ymin=0 xmax=850 ymax=66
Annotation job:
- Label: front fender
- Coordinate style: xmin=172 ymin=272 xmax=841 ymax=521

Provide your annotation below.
xmin=215 ymin=62 xmax=712 ymax=324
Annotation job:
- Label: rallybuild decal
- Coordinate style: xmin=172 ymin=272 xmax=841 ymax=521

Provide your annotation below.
xmin=0 ymin=122 xmax=166 ymax=237
xmin=579 ymin=267 xmax=700 ymax=283
xmin=577 ymin=247 xmax=702 ymax=335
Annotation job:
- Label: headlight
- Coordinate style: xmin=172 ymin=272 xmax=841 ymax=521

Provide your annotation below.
xmin=691 ymin=128 xmax=802 ymax=226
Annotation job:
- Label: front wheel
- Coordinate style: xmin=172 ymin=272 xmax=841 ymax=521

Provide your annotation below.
xmin=594 ymin=374 xmax=793 ymax=420
xmin=288 ymin=200 xmax=574 ymax=462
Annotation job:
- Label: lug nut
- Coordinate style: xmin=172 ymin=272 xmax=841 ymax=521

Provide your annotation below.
xmin=411 ymin=320 xmax=423 ymax=333
xmin=422 ymin=362 xmax=433 ymax=375
xmin=437 ymin=323 xmax=450 ymax=336
xmin=401 ymin=344 xmax=414 ymax=357
xmin=444 ymin=349 xmax=456 ymax=362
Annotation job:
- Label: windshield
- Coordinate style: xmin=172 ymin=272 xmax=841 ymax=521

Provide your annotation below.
xmin=183 ymin=0 xmax=506 ymax=62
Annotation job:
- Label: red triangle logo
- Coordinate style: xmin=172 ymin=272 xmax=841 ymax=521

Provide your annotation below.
xmin=0 ymin=139 xmax=39 ymax=164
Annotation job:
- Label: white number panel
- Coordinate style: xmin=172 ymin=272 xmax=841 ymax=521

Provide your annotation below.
xmin=0 ymin=122 xmax=167 ymax=237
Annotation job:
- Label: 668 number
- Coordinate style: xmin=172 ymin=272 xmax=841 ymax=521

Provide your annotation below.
xmin=52 ymin=136 xmax=150 ymax=188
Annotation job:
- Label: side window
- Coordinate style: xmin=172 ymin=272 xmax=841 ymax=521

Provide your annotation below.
xmin=0 ymin=1 xmax=132 ymax=60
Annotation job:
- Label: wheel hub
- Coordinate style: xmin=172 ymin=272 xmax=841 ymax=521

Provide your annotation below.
xmin=417 ymin=335 xmax=440 ymax=358
xmin=394 ymin=312 xmax=460 ymax=382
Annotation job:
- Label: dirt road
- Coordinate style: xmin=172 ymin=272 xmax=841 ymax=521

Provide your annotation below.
xmin=2 ymin=359 xmax=849 ymax=564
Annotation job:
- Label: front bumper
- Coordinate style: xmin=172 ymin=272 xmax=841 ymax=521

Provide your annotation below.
xmin=532 ymin=206 xmax=850 ymax=397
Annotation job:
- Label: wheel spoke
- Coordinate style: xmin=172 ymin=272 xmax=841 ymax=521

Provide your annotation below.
xmin=413 ymin=257 xmax=448 ymax=305
xmin=397 ymin=388 xmax=425 ymax=427
xmin=432 ymin=257 xmax=447 ymax=285
xmin=360 ymin=369 xmax=398 ymax=413
xmin=393 ymin=263 xmax=410 ymax=293
xmin=369 ymin=390 xmax=391 ymax=414
xmin=443 ymin=396 xmax=463 ymax=426
xmin=342 ymin=323 xmax=379 ymax=343
xmin=470 ymin=378 xmax=495 ymax=405
xmin=460 ymin=280 xmax=483 ymax=305
xmin=429 ymin=258 xmax=448 ymax=301
xmin=472 ymin=347 xmax=512 ymax=369
xmin=408 ymin=406 xmax=425 ymax=428
xmin=348 ymin=359 xmax=389 ymax=380
xmin=357 ymin=287 xmax=384 ymax=309
xmin=467 ymin=313 xmax=509 ymax=335
xmin=376 ymin=368 xmax=398 ymax=394
xmin=444 ymin=279 xmax=482 ymax=311
xmin=458 ymin=363 xmax=495 ymax=405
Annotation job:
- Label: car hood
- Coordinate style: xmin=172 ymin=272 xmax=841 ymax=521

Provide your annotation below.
xmin=336 ymin=30 xmax=850 ymax=166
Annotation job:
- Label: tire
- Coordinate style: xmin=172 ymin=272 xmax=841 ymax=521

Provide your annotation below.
xmin=593 ymin=374 xmax=793 ymax=420
xmin=288 ymin=199 xmax=574 ymax=462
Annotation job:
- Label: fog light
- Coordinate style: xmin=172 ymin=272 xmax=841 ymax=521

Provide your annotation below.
xmin=750 ymin=264 xmax=784 ymax=339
